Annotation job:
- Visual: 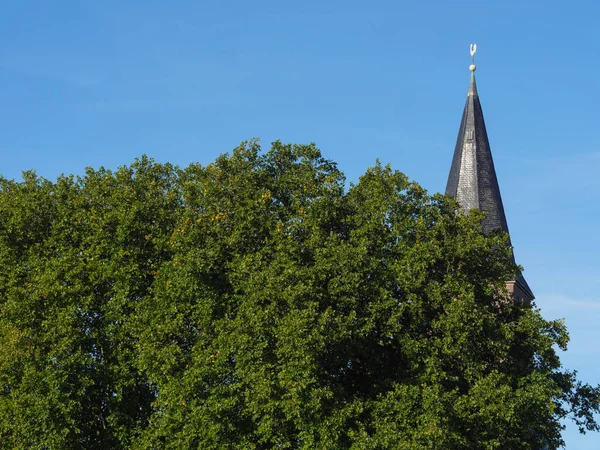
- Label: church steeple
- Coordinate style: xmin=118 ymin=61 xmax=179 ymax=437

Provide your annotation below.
xmin=446 ymin=45 xmax=534 ymax=302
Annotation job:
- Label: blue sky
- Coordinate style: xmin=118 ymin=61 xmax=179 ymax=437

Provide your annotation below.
xmin=1 ymin=1 xmax=599 ymax=447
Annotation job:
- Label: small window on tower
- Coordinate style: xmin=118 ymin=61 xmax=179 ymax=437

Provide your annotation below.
xmin=466 ymin=129 xmax=474 ymax=140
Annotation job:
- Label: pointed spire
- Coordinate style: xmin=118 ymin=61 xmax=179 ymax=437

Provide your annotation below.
xmin=446 ymin=44 xmax=534 ymax=301
xmin=445 ymin=52 xmax=507 ymax=234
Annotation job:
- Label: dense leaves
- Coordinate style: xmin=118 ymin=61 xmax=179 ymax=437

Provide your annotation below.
xmin=0 ymin=141 xmax=597 ymax=449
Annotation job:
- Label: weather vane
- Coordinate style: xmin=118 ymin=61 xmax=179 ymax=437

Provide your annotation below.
xmin=470 ymin=43 xmax=477 ymax=72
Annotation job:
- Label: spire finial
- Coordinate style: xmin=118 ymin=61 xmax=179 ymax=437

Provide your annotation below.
xmin=469 ymin=43 xmax=477 ymax=72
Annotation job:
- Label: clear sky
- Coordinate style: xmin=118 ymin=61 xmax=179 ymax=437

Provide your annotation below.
xmin=1 ymin=1 xmax=598 ymax=447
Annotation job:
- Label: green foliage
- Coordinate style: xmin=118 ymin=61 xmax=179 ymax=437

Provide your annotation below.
xmin=0 ymin=141 xmax=597 ymax=449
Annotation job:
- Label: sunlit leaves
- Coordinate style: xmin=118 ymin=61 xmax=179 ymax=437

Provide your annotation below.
xmin=0 ymin=142 xmax=597 ymax=449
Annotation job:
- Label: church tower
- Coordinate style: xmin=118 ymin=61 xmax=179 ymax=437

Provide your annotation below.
xmin=445 ymin=45 xmax=534 ymax=303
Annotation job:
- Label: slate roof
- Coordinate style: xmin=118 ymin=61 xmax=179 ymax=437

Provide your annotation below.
xmin=446 ymin=71 xmax=534 ymax=300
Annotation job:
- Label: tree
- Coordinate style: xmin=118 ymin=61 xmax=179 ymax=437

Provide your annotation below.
xmin=0 ymin=141 xmax=597 ymax=449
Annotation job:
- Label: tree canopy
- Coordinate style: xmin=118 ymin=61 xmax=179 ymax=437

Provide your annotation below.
xmin=0 ymin=141 xmax=598 ymax=449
